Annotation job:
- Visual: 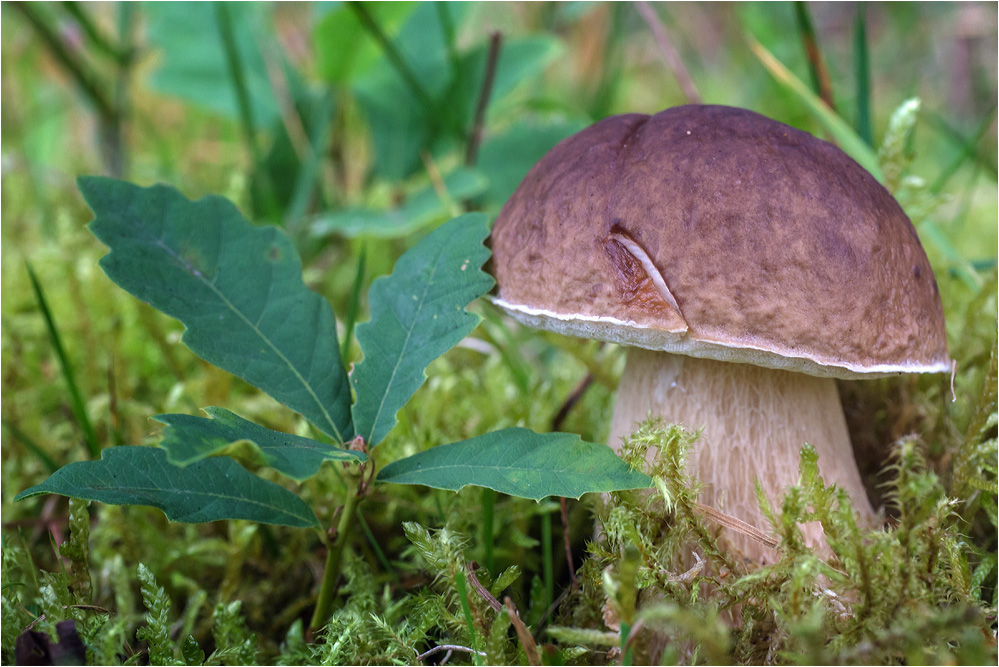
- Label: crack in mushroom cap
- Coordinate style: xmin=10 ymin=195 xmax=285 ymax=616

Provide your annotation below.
xmin=489 ymin=105 xmax=950 ymax=380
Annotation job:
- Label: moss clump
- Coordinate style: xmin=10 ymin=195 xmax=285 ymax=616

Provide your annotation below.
xmin=556 ymin=415 xmax=997 ymax=665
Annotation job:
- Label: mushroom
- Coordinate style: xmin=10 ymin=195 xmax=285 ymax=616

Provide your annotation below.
xmin=489 ymin=105 xmax=950 ymax=564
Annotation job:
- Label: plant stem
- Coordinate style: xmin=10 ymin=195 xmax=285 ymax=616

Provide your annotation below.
xmin=13 ymin=1 xmax=128 ymax=176
xmin=348 ymin=2 xmax=433 ymax=109
xmin=454 ymin=569 xmax=482 ymax=666
xmin=928 ymin=106 xmax=999 ymax=193
xmin=465 ymin=32 xmax=502 ymax=167
xmin=286 ymin=89 xmax=337 ymax=232
xmin=310 ymin=485 xmax=359 ymax=631
xmin=61 ymin=1 xmax=129 ymax=64
xmin=2 ymin=419 xmax=59 ymax=474
xmin=436 ymin=1 xmax=460 ymax=81
xmin=852 ymin=5 xmax=872 ymax=146
xmin=348 ymin=1 xmax=462 ymax=137
xmin=215 ymin=1 xmax=278 ymax=215
xmin=619 ymin=621 xmax=633 ymax=666
xmin=11 ymin=2 xmax=115 ymax=119
xmin=215 ymin=2 xmax=260 ymax=167
xmin=793 ymin=1 xmax=835 ymax=111
xmin=481 ymin=488 xmax=495 ymax=575
xmin=26 ymin=262 xmax=100 ymax=460
xmin=635 ymin=2 xmax=701 ymax=104
xmin=340 ymin=244 xmax=366 ymax=362
xmin=541 ymin=506 xmax=553 ymax=610
xmin=354 ymin=505 xmax=398 ymax=584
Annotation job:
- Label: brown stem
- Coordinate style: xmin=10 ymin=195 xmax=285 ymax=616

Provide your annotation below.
xmin=559 ymin=498 xmax=578 ymax=590
xmin=504 ymin=597 xmax=540 ymax=666
xmin=551 ymin=373 xmax=594 ymax=431
xmin=465 ymin=32 xmax=503 ymax=167
xmin=794 ymin=1 xmax=836 ymax=111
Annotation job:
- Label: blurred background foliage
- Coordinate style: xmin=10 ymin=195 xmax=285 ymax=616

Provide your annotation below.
xmin=1 ymin=2 xmax=996 ymax=664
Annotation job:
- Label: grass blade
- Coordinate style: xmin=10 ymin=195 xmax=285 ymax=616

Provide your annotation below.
xmin=746 ymin=32 xmax=883 ymax=182
xmin=286 ymin=88 xmax=337 ymax=229
xmin=793 ymin=1 xmax=835 ymax=110
xmin=216 ymin=2 xmax=258 ymax=163
xmin=927 ymin=106 xmax=999 ymax=193
xmin=2 ymin=419 xmax=59 ymax=474
xmin=481 ymin=488 xmax=495 ymax=575
xmin=341 ymin=243 xmax=366 ymax=362
xmin=25 ymin=262 xmax=100 ymax=459
xmin=853 ymin=5 xmax=873 ymax=146
xmin=541 ymin=506 xmax=553 ymax=610
xmin=348 ymin=1 xmax=461 ymax=137
xmin=454 ymin=568 xmax=483 ymax=666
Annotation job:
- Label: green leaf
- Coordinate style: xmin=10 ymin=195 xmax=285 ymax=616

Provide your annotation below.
xmin=351 ymin=213 xmax=494 ymax=447
xmin=145 ymin=2 xmax=278 ymax=125
xmin=746 ymin=33 xmax=883 ymax=182
xmin=475 ymin=118 xmax=587 ymax=209
xmin=352 ymin=2 xmax=461 ymax=180
xmin=314 ymin=2 xmax=417 ymax=83
xmin=155 ymin=407 xmax=367 ymax=482
xmin=377 ymin=428 xmax=654 ymax=501
xmin=310 ymin=168 xmax=488 ymax=239
xmin=14 ymin=447 xmax=318 ymax=528
xmin=79 ymin=177 xmax=353 ymax=443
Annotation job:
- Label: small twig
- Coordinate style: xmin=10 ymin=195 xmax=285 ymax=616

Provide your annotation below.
xmin=660 ymin=551 xmax=705 ymax=585
xmin=551 ymin=373 xmax=594 ymax=431
xmin=465 ymin=563 xmax=503 ymax=613
xmin=504 ymin=597 xmax=540 ymax=666
xmin=465 ymin=31 xmax=502 ymax=167
xmin=692 ymin=502 xmax=779 ymax=550
xmin=560 ymin=498 xmax=578 ymax=591
xmin=635 ymin=2 xmax=701 ymax=104
xmin=533 ymin=586 xmax=571 ymax=638
xmin=416 ymin=644 xmax=486 ymax=662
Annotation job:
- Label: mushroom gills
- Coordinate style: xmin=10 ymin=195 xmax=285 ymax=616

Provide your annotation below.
xmin=603 ymin=230 xmax=688 ymax=329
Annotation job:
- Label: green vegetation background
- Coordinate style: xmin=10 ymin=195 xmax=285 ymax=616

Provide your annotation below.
xmin=1 ymin=2 xmax=996 ymax=665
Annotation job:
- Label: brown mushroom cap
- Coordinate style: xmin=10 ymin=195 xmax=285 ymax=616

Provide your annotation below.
xmin=490 ymin=105 xmax=950 ymax=379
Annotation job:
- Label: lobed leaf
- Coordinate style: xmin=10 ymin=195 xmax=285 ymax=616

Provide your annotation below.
xmin=351 ymin=213 xmax=494 ymax=447
xmin=14 ymin=447 xmax=318 ymax=528
xmin=80 ymin=177 xmax=353 ymax=443
xmin=155 ymin=407 xmax=366 ymax=482
xmin=377 ymin=428 xmax=653 ymax=501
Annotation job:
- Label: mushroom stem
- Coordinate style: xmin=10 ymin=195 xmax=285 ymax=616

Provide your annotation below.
xmin=608 ymin=348 xmax=875 ymax=565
